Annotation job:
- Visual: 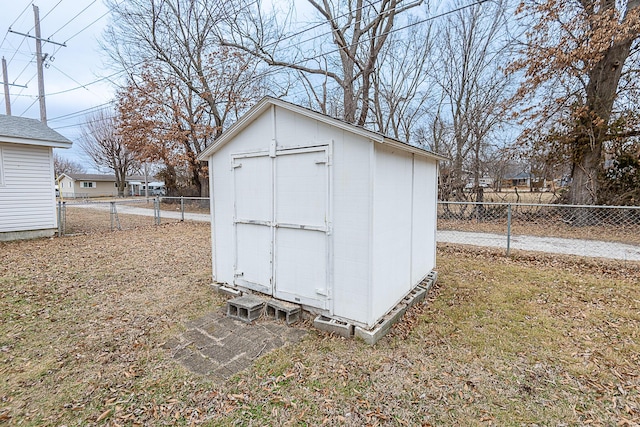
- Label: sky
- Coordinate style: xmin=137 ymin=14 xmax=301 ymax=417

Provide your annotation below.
xmin=0 ymin=0 xmax=115 ymax=167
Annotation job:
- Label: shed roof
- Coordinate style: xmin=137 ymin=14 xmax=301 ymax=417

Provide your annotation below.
xmin=198 ymin=97 xmax=448 ymax=161
xmin=0 ymin=114 xmax=72 ymax=148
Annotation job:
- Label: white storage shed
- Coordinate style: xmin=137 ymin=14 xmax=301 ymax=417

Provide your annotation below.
xmin=0 ymin=114 xmax=72 ymax=241
xmin=198 ymin=98 xmax=445 ymax=328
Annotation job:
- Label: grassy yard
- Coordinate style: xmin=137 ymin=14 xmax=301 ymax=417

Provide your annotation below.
xmin=1 ymin=223 xmax=639 ymax=426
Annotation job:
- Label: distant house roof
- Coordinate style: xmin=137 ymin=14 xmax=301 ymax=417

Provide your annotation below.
xmin=61 ymin=173 xmax=161 ymax=183
xmin=62 ymin=173 xmax=118 ymax=182
xmin=505 ymin=172 xmax=534 ymax=180
xmin=0 ymin=114 xmax=72 ymax=148
xmin=198 ymin=97 xmax=449 ymax=161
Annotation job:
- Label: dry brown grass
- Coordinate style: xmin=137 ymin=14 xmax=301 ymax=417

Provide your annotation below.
xmin=1 ymin=223 xmax=639 ymax=426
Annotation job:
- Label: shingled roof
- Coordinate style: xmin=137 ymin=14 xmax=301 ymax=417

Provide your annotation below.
xmin=0 ymin=114 xmax=72 ymax=148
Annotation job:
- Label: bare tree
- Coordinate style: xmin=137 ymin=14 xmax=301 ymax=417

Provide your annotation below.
xmin=224 ymin=0 xmax=423 ymax=127
xmin=429 ymin=0 xmax=515 ymax=202
xmin=372 ymin=18 xmax=435 ymax=141
xmin=117 ymin=57 xmax=259 ymax=196
xmin=103 ymin=0 xmax=264 ymax=139
xmin=53 ymin=152 xmax=85 ymax=178
xmin=78 ymin=109 xmax=137 ymax=197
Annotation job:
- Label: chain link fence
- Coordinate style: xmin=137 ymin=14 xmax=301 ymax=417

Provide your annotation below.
xmin=438 ymin=201 xmax=640 ymax=260
xmin=57 ymin=197 xmax=210 ymax=235
xmin=55 ymin=197 xmax=640 ymax=260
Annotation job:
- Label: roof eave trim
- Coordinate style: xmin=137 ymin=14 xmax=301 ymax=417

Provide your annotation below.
xmin=0 ymin=135 xmax=72 ymax=148
xmin=382 ymin=138 xmax=449 ymax=161
xmin=197 ymin=99 xmax=272 ymax=160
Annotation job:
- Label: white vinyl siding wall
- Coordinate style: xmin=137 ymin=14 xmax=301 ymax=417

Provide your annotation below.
xmin=0 ymin=147 xmax=4 ymax=186
xmin=0 ymin=143 xmax=56 ymax=233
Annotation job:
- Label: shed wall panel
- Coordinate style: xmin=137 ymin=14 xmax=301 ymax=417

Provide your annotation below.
xmin=0 ymin=143 xmax=56 ymax=233
xmin=330 ymin=131 xmax=372 ymax=324
xmin=411 ymin=157 xmax=438 ymax=284
xmin=371 ymin=145 xmax=413 ymax=323
xmin=274 ymin=107 xmax=336 ymax=148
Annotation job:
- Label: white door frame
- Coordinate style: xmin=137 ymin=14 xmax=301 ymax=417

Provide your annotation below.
xmin=231 ymin=142 xmax=333 ymax=312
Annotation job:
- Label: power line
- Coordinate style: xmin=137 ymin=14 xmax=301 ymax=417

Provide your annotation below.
xmin=0 ymin=2 xmax=34 ymax=52
xmin=19 ymin=92 xmax=39 ymax=116
xmin=49 ymin=0 xmax=99 ymax=39
xmin=48 ymin=101 xmax=114 ymax=122
xmin=40 ymin=0 xmax=65 ymax=24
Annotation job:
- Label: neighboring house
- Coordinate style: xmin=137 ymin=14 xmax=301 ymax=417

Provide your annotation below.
xmin=58 ymin=173 xmax=165 ymax=198
xmin=0 ymin=114 xmax=72 ymax=241
xmin=198 ymin=97 xmax=447 ymax=330
xmin=58 ymin=173 xmax=124 ymax=198
xmin=502 ymin=172 xmax=548 ymax=190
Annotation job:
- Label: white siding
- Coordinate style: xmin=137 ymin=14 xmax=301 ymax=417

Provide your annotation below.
xmin=411 ymin=156 xmax=438 ymax=284
xmin=331 ymin=131 xmax=372 ymax=324
xmin=0 ymin=147 xmax=4 ymax=186
xmin=0 ymin=143 xmax=56 ymax=233
xmin=371 ymin=145 xmax=413 ymax=324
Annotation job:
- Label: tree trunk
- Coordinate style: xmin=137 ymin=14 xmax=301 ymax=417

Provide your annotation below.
xmin=568 ymin=1 xmax=638 ymax=205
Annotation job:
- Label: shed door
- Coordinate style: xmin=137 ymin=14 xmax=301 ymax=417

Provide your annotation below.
xmin=233 ymin=154 xmax=273 ymax=294
xmin=232 ymin=146 xmax=330 ymax=310
xmin=274 ymin=148 xmax=329 ymax=309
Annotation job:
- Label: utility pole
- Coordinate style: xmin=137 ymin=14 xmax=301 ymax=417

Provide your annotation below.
xmin=1 ymin=57 xmax=28 ymax=116
xmin=6 ymin=6 xmax=65 ymax=121
xmin=33 ymin=5 xmax=47 ymax=125
xmin=2 ymin=57 xmax=10 ymax=115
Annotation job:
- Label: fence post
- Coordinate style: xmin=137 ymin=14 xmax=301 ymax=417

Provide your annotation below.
xmin=57 ymin=201 xmax=62 ymax=236
xmin=506 ymin=203 xmax=512 ymax=257
xmin=180 ymin=196 xmax=184 ymax=222
xmin=110 ymin=201 xmax=115 ymax=231
xmin=154 ymin=197 xmax=160 ymax=225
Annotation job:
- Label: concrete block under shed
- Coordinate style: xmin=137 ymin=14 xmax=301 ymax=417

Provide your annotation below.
xmin=313 ymin=315 xmax=354 ymax=338
xmin=265 ymin=300 xmax=301 ymax=325
xmin=402 ymin=286 xmax=427 ymax=309
xmin=354 ymin=272 xmax=437 ymax=345
xmin=227 ymin=295 xmax=265 ymax=322
xmin=217 ymin=284 xmax=242 ymax=298
xmin=354 ymin=303 xmax=408 ymax=345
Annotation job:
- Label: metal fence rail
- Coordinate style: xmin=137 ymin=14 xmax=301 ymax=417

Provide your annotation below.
xmin=438 ymin=201 xmax=640 ymax=259
xmin=55 ymin=197 xmax=640 ymax=260
xmin=57 ymin=197 xmax=210 ymax=235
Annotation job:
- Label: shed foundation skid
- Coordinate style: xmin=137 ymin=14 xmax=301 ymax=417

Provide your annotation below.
xmin=227 ymin=295 xmax=265 ymax=322
xmin=265 ymin=300 xmax=301 ymax=325
xmin=353 ymin=272 xmax=438 ymax=345
xmin=213 ymin=283 xmax=242 ymax=298
xmin=313 ymin=315 xmax=355 ymax=338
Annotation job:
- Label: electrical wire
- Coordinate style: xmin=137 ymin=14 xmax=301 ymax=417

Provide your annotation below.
xmin=49 ymin=101 xmax=114 ymax=122
xmin=0 ymin=2 xmax=34 ymax=52
xmin=48 ymin=0 xmax=98 ymax=39
xmin=40 ymin=0 xmax=65 ymax=24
